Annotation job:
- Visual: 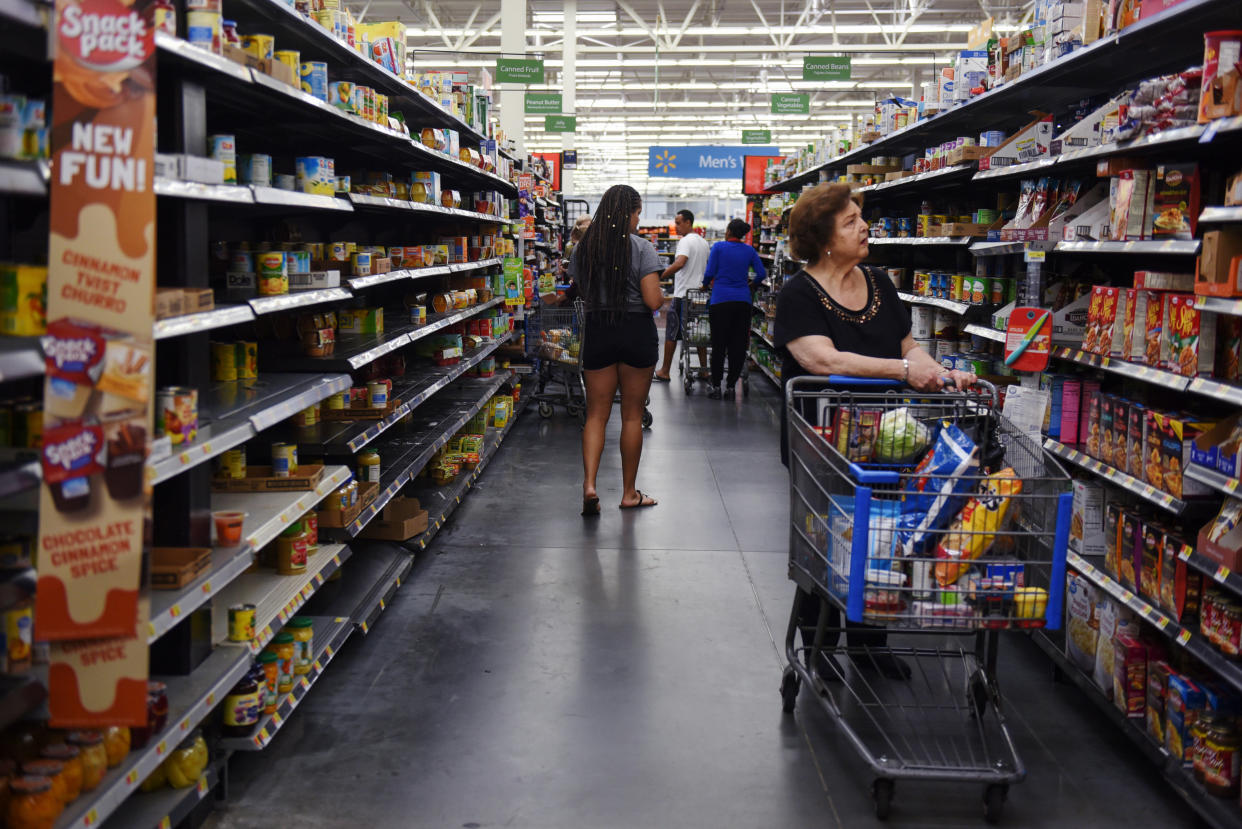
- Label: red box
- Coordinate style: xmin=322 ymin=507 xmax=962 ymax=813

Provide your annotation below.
xmin=1113 ymin=634 xmax=1148 ymax=718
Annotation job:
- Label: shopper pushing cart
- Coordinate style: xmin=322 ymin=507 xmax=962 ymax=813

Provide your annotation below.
xmin=781 ymin=376 xmax=1072 ymax=822
xmin=701 ymin=218 xmax=765 ymax=399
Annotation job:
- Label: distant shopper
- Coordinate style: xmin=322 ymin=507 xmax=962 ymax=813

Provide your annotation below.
xmin=555 ymin=215 xmax=592 ymax=305
xmin=567 ymin=184 xmax=663 ymax=514
xmin=773 ymin=182 xmax=976 ymax=682
xmin=653 ymin=209 xmax=709 ymax=382
xmin=702 ymin=218 xmax=766 ymax=398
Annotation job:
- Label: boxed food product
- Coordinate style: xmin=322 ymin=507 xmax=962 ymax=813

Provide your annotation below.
xmin=1094 ymin=599 xmax=1135 ymax=695
xmin=1082 ymin=286 xmax=1107 ymax=355
xmin=1199 ymin=498 xmax=1242 ymax=570
xmin=1098 ymin=394 xmax=1116 ymax=466
xmin=1113 ymin=634 xmax=1148 ymax=718
xmin=1142 ymin=285 xmax=1167 ymax=365
xmin=1159 ymin=528 xmax=1201 ymax=626
xmin=1066 ymin=571 xmax=1101 ymax=672
xmin=1196 ymin=229 xmax=1242 ymax=297
xmin=1060 ymin=378 xmax=1082 ymax=445
xmin=1102 ymin=287 xmax=1129 ymax=358
xmin=1146 ymin=659 xmax=1171 ymax=744
xmin=1118 ymin=510 xmax=1143 ymax=592
xmin=1139 ymin=519 xmax=1164 ymax=603
xmin=1198 ymin=30 xmax=1242 ymax=122
xmin=155 ymin=288 xmax=185 ymax=320
xmin=1085 ymin=388 xmax=1102 ymax=457
xmin=1105 ymin=502 xmax=1124 ymax=580
xmin=833 ymin=406 xmax=883 ymax=462
xmin=1111 ymin=398 xmax=1130 ymax=474
xmin=1078 ymin=380 xmax=1100 ymax=445
xmin=1071 ymin=478 xmax=1108 ymax=556
xmin=1123 ymin=289 xmax=1164 ymax=363
xmin=1110 ymin=169 xmax=1155 ymax=241
xmin=1151 ymin=164 xmax=1200 ymax=240
xmin=1149 ymin=410 xmax=1214 ymax=499
xmin=1127 ymin=402 xmax=1147 ymax=479
xmin=1165 ymin=672 xmax=1205 ymax=766
xmin=1218 ymin=315 xmax=1242 ymax=381
xmin=1189 ymin=411 xmax=1240 ymax=474
xmin=1133 ymin=270 xmax=1194 ymax=291
xmin=1161 ymin=293 xmax=1217 ymax=377
xmin=337 ymin=307 xmax=383 ymax=335
xmin=978 ymin=113 xmax=1053 ymax=170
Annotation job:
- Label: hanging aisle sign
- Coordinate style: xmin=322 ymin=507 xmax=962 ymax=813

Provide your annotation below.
xmin=544 ymin=115 xmax=576 ymax=132
xmin=803 ymin=56 xmax=852 ymax=81
xmin=771 ymin=93 xmax=810 ymax=114
xmin=39 ymin=0 xmax=157 ymax=726
xmin=525 ymin=92 xmax=562 ymax=113
xmin=495 ymin=57 xmax=544 ymax=84
xmin=648 ymin=145 xmax=780 ymax=179
xmin=741 ymin=129 xmax=772 ymax=144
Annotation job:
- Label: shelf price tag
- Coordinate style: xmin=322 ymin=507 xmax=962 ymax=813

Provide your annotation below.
xmin=1217 ymin=565 xmax=1232 ymax=582
xmin=160 ymin=817 xmax=172 ymax=829
xmin=1177 ymin=629 xmax=1193 ymax=646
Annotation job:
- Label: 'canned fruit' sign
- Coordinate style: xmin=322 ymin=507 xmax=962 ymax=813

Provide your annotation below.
xmin=496 ymin=58 xmax=544 ymax=84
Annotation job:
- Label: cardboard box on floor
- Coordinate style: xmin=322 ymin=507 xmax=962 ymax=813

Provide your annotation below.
xmin=359 ymin=496 xmax=428 ymax=540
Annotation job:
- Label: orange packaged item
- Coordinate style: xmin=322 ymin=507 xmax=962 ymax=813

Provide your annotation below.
xmin=38 ymin=745 xmax=80 ymax=802
xmin=933 ymin=468 xmax=1022 ymax=587
xmin=1143 ymin=292 xmax=1165 ymax=366
xmin=19 ymin=762 xmax=67 ymax=807
xmin=67 ymin=732 xmax=106 ymax=792
xmin=7 ymin=776 xmax=62 ymax=829
xmin=102 ymin=726 xmax=130 ymax=767
xmin=1113 ymin=634 xmax=1148 ymax=718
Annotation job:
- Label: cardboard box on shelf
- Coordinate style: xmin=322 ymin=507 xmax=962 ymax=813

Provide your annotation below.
xmin=1109 ymin=169 xmax=1154 ymax=241
xmin=1195 ymin=229 xmax=1242 ymax=297
xmin=181 ymin=288 xmax=215 ymax=313
xmin=1071 ymin=478 xmax=1108 ymax=556
xmin=155 ymin=288 xmax=185 ymax=320
xmin=150 ymin=547 xmax=212 ymax=589
xmin=1159 ymin=530 xmax=1201 ymax=626
xmin=946 ymin=145 xmax=995 ymax=165
xmin=1199 ymin=500 xmax=1242 ymax=570
xmin=1225 ymin=171 xmax=1242 ymax=207
xmin=359 ymin=509 xmax=430 ymax=541
xmin=978 ymin=113 xmax=1053 ymax=170
xmin=381 ymin=496 xmax=422 ymax=522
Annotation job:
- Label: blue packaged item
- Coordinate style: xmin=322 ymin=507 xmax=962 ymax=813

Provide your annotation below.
xmin=897 ymin=422 xmax=978 ymax=555
xmin=827 ymin=497 xmax=902 ymax=596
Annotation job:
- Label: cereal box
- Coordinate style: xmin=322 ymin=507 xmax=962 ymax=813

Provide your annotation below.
xmin=1127 ymin=402 xmax=1147 ymax=479
xmin=1150 ymin=410 xmax=1215 ymax=499
xmin=1124 ymin=289 xmax=1161 ymax=363
xmin=1105 ymin=502 xmax=1125 ymax=580
xmin=1113 ymin=633 xmax=1148 ymax=718
xmin=1143 ymin=289 xmax=1165 ymax=367
xmin=1162 ymin=293 xmax=1217 ymax=377
xmin=1140 ymin=519 xmax=1163 ymax=603
xmin=1098 ymin=394 xmax=1116 ymax=466
xmin=1159 ymin=529 xmax=1201 ymax=626
xmin=1083 ymin=286 xmax=1107 ymax=355
xmin=1102 ymin=287 xmax=1129 ymax=357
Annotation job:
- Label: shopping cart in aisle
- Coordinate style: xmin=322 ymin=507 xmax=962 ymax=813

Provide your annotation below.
xmin=678 ymin=288 xmax=750 ymax=396
xmin=781 ymin=376 xmax=1071 ymax=823
xmin=527 ymin=302 xmax=586 ymax=421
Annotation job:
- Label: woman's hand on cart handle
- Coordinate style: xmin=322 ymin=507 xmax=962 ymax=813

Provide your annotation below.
xmin=940 ymin=369 xmax=979 ymax=390
xmin=907 ymin=360 xmax=976 ymax=393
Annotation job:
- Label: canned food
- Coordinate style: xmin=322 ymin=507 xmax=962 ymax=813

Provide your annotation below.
xmin=157 ymin=386 xmax=198 ymax=444
xmin=274 ymin=49 xmax=300 ymax=69
xmin=367 ymin=381 xmax=388 ymax=409
xmin=949 ymin=274 xmax=963 ymax=303
xmin=274 ymin=173 xmax=296 ymax=190
xmin=294 ymin=403 xmax=319 ymax=427
xmin=221 ymin=447 xmax=246 ymax=479
xmin=990 ymin=277 xmax=1007 ymax=305
xmin=335 ymin=176 xmax=350 ymax=193
xmin=352 ymin=252 xmax=372 ymax=276
xmin=208 ymin=134 xmax=236 ymax=184
xmin=910 ymin=306 xmax=934 ymax=339
xmin=228 ymin=604 xmax=256 ymax=642
xmin=970 ymin=277 xmax=987 ymax=304
xmin=236 ymin=341 xmax=257 ymax=379
xmin=211 ymin=342 xmax=238 ymax=382
xmin=5 ymin=602 xmax=32 ymax=670
xmin=186 ymin=9 xmax=221 ymax=52
xmin=330 ymin=242 xmax=349 ymax=261
xmin=257 ymin=252 xmax=287 ymax=296
xmin=300 ymin=61 xmax=328 ymax=101
xmin=238 ymin=154 xmax=271 ymax=187
xmin=13 ymin=400 xmax=39 ymax=449
xmin=357 ymin=450 xmax=381 ymax=483
xmin=242 ymin=33 xmax=274 ymax=59
xmin=328 ymin=81 xmax=355 ymax=111
xmin=271 ymin=442 xmax=297 ymax=477
xmin=327 ymin=389 xmax=349 ymax=410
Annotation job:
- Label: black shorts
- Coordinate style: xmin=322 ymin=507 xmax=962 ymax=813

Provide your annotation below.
xmin=582 ymin=312 xmax=658 ymax=371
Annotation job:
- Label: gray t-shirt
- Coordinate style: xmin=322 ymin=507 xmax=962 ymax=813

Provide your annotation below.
xmin=569 ymin=234 xmax=662 ymax=313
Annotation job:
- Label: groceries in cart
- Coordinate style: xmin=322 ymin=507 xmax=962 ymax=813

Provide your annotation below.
xmin=537 ymin=327 xmax=580 ymax=365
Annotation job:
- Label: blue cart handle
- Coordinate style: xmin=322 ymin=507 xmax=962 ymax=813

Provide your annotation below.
xmin=826 ymin=375 xmax=903 ymax=388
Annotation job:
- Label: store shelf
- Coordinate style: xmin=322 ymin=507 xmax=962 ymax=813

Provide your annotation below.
xmin=248 ymin=287 xmax=352 ymax=316
xmin=973 ymin=125 xmax=1211 ymax=183
xmin=1031 ymin=631 xmax=1242 ymax=829
xmin=219 ymin=615 xmax=353 ymax=750
xmin=1043 ymin=438 xmax=1187 ymax=514
xmin=750 ymin=358 xmax=782 ymax=388
xmin=857 ymin=163 xmax=976 ymax=194
xmin=964 ymin=323 xmax=1005 ymax=342
xmin=316 ymin=543 xmax=413 ymax=634
xmin=250 ymin=186 xmax=354 ymax=213
xmin=347 ymin=373 xmax=511 ymax=537
xmin=869 ymin=236 xmax=974 ymax=247
xmin=213 ymin=543 xmax=352 ymax=653
xmin=147 ymin=545 xmax=254 ymax=643
xmin=211 ymin=465 xmax=351 ymax=556
xmin=1194 ymin=295 xmax=1242 ymax=317
xmin=149 ymin=372 xmax=351 ymax=485
xmin=154 ymin=305 xmax=256 ymax=339
xmin=154 ymin=177 xmax=255 ymax=204
xmin=1184 ymin=464 xmax=1242 ymax=498
xmin=100 ymin=762 xmax=220 ymax=829
xmin=1188 ymin=376 xmax=1242 ymax=408
xmin=969 ymin=241 xmax=1028 ymax=256
xmin=897 ymin=291 xmax=971 ymax=315
xmin=0 ymin=0 xmax=45 ymax=29
xmin=1055 ymin=239 xmax=1201 ymax=256
xmin=750 ymin=326 xmax=775 ymax=350
xmin=347 ymin=193 xmax=507 ymax=224
xmin=1201 ymin=206 xmax=1242 ymax=224
xmin=0 ymin=337 xmax=45 ymax=381
xmin=348 ymin=264 xmax=451 ymax=290
xmin=0 ymin=159 xmax=48 ymax=197
xmin=1051 ymin=346 xmax=1191 ymax=392
xmin=55 ymin=646 xmax=251 ymax=829
xmin=303 ymin=337 xmax=512 ymax=454
xmin=0 ymin=457 xmax=39 ymax=499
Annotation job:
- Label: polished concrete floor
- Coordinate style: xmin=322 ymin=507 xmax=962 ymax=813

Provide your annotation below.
xmin=208 ymin=370 xmax=1199 ymax=829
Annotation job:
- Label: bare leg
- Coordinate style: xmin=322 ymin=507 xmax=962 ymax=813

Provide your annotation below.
xmin=582 ymin=364 xmax=619 ymax=500
xmin=655 ymin=339 xmax=676 ymax=380
xmin=617 ymin=363 xmax=656 ymax=507
xmin=697 ymin=346 xmax=708 ymax=377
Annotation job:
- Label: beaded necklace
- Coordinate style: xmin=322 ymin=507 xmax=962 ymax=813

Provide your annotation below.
xmin=804 ymin=266 xmax=881 ymax=324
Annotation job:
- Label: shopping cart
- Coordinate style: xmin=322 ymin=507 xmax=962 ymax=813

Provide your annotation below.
xmin=781 ymin=376 xmax=1071 ymax=823
xmin=678 ymin=288 xmax=750 ymax=396
xmin=526 ymin=302 xmax=586 ymax=421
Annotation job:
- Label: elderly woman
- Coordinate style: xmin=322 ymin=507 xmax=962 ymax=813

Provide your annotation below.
xmin=773 ymin=182 xmax=975 ymax=681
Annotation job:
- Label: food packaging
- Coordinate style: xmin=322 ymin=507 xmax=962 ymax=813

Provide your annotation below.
xmin=1198 ymin=30 xmax=1242 ymax=123
xmin=212 ymin=511 xmax=245 ymax=546
xmin=1113 ymin=634 xmax=1148 ymax=718
xmin=1152 ymin=164 xmax=1200 ymax=240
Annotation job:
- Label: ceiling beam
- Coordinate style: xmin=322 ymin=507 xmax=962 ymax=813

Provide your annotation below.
xmin=460 ymin=8 xmax=504 ymax=50
xmin=453 ymin=4 xmax=480 ymax=50
xmin=669 ymin=0 xmax=702 ymax=48
xmin=419 ymin=0 xmax=454 ymax=50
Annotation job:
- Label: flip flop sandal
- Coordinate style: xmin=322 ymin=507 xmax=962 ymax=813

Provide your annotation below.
xmin=652 ymin=374 xmax=671 ymax=383
xmin=619 ymin=490 xmax=658 ymax=509
xmin=581 ymin=496 xmax=601 ymax=516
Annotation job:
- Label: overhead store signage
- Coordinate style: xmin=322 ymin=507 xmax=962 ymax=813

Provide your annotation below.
xmin=563 ymin=149 xmax=577 ymax=169
xmin=525 ymin=92 xmax=562 ymax=113
xmin=771 ymin=93 xmax=810 ymax=114
xmin=42 ymin=0 xmax=157 ymax=726
xmin=803 ymin=56 xmax=852 ymax=81
xmin=648 ymin=145 xmax=780 ymax=179
xmin=545 ymin=115 xmax=576 ymax=132
xmin=495 ymin=57 xmax=544 ymax=84
xmin=743 ymin=154 xmax=784 ymax=195
xmin=741 ymin=129 xmax=772 ymax=144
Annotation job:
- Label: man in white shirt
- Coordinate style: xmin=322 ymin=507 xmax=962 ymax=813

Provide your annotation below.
xmin=654 ymin=210 xmax=710 ymax=382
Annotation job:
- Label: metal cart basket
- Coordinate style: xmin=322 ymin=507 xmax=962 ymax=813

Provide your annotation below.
xmin=781 ymin=376 xmax=1071 ymax=823
xmin=679 ymin=288 xmax=749 ymax=396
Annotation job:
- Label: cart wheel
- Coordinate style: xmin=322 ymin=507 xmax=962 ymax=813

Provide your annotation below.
xmin=566 ymin=404 xmax=581 ymax=417
xmin=872 ymin=779 xmax=894 ymax=821
xmin=683 ymin=379 xmax=694 ymax=395
xmin=780 ymin=666 xmax=800 ymax=713
xmin=538 ymin=402 xmax=553 ymax=418
xmin=642 ymin=409 xmax=653 ymax=430
xmin=983 ymin=784 xmax=1007 ymax=823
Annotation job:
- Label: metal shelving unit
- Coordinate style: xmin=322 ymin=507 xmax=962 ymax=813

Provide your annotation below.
xmin=964 ymin=323 xmax=1005 ymax=342
xmin=1050 ymin=347 xmax=1191 ymax=393
xmin=897 ymin=291 xmax=972 ymax=315
xmin=1054 ymin=239 xmax=1202 ymax=256
xmin=1043 ymin=438 xmax=1187 ymax=514
xmin=210 ymin=465 xmax=351 ymax=556
xmin=315 ymin=544 xmax=413 ymax=635
xmin=99 ymin=763 xmax=222 ymax=829
xmin=147 ymin=545 xmax=254 ymax=643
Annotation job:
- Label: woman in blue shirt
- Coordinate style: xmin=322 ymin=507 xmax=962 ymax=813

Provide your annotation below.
xmin=702 ymin=219 xmax=766 ymax=398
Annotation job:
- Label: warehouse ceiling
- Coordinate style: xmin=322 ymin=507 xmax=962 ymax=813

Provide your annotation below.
xmin=366 ymin=0 xmax=1034 ymax=197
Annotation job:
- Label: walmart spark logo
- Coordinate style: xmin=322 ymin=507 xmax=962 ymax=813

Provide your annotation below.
xmin=653 ymin=150 xmax=676 ymax=173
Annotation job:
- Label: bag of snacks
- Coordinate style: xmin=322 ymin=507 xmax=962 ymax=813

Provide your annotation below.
xmin=933 ymin=468 xmax=1022 ymax=587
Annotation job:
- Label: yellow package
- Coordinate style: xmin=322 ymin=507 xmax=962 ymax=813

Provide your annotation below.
xmin=0 ymin=264 xmax=47 ymax=335
xmin=933 ymin=468 xmax=1022 ymax=587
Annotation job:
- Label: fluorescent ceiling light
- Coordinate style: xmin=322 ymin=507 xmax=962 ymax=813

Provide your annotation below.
xmin=405 ymin=23 xmax=977 ymax=37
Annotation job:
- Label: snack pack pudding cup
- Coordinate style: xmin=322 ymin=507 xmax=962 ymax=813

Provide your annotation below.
xmin=213 ymin=511 xmax=246 ymax=546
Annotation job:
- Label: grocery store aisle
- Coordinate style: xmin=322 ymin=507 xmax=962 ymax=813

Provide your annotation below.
xmin=209 ymin=376 xmax=1196 ymax=829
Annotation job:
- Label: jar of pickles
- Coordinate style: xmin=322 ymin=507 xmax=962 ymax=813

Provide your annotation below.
xmin=38 ymin=745 xmax=81 ymax=802
xmin=7 ymin=776 xmax=62 ymax=829
xmin=67 ymin=732 xmax=106 ymax=792
xmin=289 ymin=617 xmax=314 ymax=675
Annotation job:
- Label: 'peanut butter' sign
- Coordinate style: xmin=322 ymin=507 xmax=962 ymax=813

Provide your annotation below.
xmin=38 ymin=0 xmax=156 ymax=726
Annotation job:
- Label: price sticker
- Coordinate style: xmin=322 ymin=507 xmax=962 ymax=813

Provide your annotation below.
xmin=198 ymin=777 xmax=209 ymax=795
xmin=179 ymin=453 xmax=191 ymax=466
xmin=180 ymin=717 xmax=190 ymax=731
xmin=126 ymin=769 xmax=140 ymax=785
xmin=273 ymin=713 xmax=283 ymax=727
xmin=169 ymin=604 xmax=181 ymax=618
xmin=361 ymin=622 xmax=370 ymax=634
xmin=1229 ymin=479 xmax=1242 ymax=494
xmin=379 ymin=597 xmax=387 ymax=610
xmin=201 ymin=442 xmax=212 ymax=454
xmin=1155 ymin=616 xmax=1169 ymax=630
xmin=1120 ymin=589 xmax=1134 ymax=603
xmin=147 ymin=621 xmax=156 ymax=637
xmin=86 ymin=809 xmax=99 ymax=825
xmin=1217 ymin=565 xmax=1232 ymax=582
xmin=254 ymin=733 xmax=265 ymax=748
xmin=1178 ymin=629 xmax=1192 ymax=646
xmin=156 ymin=739 xmax=168 ymax=755
xmin=160 ymin=818 xmax=172 ymax=829
xmin=1179 ymin=545 xmax=1192 ymax=562
xmin=206 ymin=692 xmax=215 ymax=705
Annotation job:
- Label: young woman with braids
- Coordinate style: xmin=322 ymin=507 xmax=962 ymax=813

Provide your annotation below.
xmin=566 ymin=184 xmax=664 ymax=515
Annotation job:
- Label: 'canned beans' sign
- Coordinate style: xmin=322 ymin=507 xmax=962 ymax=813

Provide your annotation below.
xmin=39 ymin=0 xmax=157 ymax=727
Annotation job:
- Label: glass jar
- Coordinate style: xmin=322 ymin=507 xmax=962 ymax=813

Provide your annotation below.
xmin=7 ymin=776 xmax=62 ymax=829
xmin=276 ymin=524 xmax=308 ymax=575
xmin=38 ymin=745 xmax=81 ymax=802
xmin=257 ymin=651 xmax=280 ymax=714
xmin=221 ymin=674 xmax=262 ymax=738
xmin=102 ymin=726 xmax=130 ymax=768
xmin=221 ymin=19 xmax=241 ymax=46
xmin=289 ymin=617 xmax=314 ymax=675
xmin=271 ymin=632 xmax=296 ymax=692
xmin=19 ymin=761 xmax=66 ymax=807
xmin=1200 ymin=713 xmax=1242 ymax=797
xmin=67 ymin=732 xmax=106 ymax=792
xmin=132 ymin=680 xmax=169 ymax=749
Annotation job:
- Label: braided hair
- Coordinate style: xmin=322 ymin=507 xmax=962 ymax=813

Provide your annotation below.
xmin=575 ymin=184 xmax=641 ymax=323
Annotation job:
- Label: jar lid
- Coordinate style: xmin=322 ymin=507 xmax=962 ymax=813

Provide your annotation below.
xmin=257 ymin=651 xmax=278 ymax=663
xmin=68 ymin=730 xmax=103 ymax=746
xmin=148 ymin=680 xmax=168 ymax=694
xmin=10 ymin=776 xmax=51 ymax=794
xmin=21 ymin=759 xmax=63 ymax=777
xmin=41 ymin=744 xmax=79 ymax=761
xmin=289 ymin=617 xmax=313 ymax=628
xmin=273 ymin=632 xmax=295 ymax=644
